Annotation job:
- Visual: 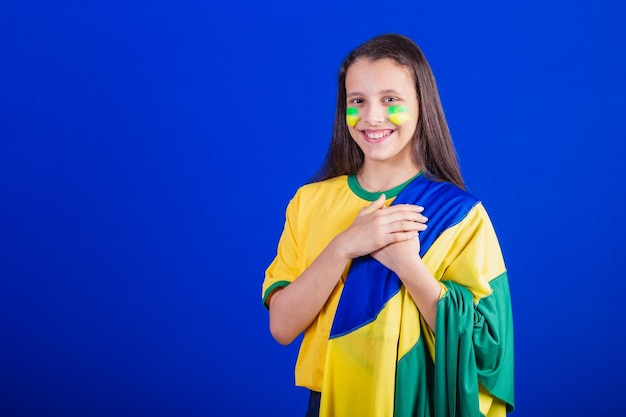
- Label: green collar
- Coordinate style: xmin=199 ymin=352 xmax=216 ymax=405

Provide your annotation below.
xmin=348 ymin=172 xmax=422 ymax=201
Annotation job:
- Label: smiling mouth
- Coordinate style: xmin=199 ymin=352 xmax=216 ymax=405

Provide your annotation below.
xmin=362 ymin=129 xmax=393 ymax=141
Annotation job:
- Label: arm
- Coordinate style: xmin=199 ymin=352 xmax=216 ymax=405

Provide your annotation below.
xmin=371 ymin=233 xmax=441 ymax=331
xmin=268 ymin=238 xmax=350 ymax=345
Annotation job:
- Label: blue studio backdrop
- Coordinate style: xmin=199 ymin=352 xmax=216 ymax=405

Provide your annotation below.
xmin=1 ymin=1 xmax=625 ymax=416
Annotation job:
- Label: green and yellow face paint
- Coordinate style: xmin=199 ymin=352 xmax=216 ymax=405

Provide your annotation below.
xmin=346 ymin=107 xmax=359 ymax=127
xmin=388 ymin=105 xmax=412 ymax=125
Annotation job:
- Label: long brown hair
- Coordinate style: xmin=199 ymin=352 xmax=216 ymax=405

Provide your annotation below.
xmin=313 ymin=34 xmax=465 ymax=189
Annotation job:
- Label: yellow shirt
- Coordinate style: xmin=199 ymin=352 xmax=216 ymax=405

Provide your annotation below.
xmin=263 ymin=175 xmax=412 ymax=391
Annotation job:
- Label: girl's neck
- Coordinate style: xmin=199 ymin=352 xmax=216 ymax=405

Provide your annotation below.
xmin=357 ymin=161 xmax=421 ymax=193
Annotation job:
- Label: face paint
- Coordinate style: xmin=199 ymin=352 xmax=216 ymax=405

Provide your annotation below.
xmin=388 ymin=105 xmax=412 ymax=125
xmin=346 ymin=107 xmax=359 ymax=127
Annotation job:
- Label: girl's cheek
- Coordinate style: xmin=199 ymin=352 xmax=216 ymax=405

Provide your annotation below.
xmin=388 ymin=105 xmax=411 ymax=125
xmin=346 ymin=107 xmax=359 ymax=127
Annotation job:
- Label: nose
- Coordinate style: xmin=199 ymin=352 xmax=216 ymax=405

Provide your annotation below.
xmin=362 ymin=103 xmax=385 ymax=125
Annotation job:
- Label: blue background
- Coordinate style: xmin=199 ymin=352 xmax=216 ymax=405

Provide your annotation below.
xmin=2 ymin=1 xmax=625 ymax=416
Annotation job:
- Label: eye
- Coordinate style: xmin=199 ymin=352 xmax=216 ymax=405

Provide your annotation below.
xmin=383 ymin=97 xmax=399 ymax=103
xmin=349 ymin=98 xmax=364 ymax=105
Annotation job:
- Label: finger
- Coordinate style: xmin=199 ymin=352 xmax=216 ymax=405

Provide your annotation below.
xmin=362 ymin=193 xmax=387 ymax=215
xmin=415 ymin=214 xmax=428 ymax=223
xmin=376 ymin=210 xmax=429 ymax=225
xmin=389 ymin=230 xmax=420 ymax=243
xmin=393 ymin=204 xmax=425 ymax=212
xmin=392 ymin=220 xmax=428 ymax=232
xmin=383 ymin=205 xmax=426 ymax=218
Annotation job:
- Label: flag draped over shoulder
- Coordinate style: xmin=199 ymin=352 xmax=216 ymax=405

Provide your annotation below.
xmin=320 ymin=175 xmax=514 ymax=417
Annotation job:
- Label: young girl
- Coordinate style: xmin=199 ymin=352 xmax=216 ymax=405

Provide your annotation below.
xmin=262 ymin=34 xmax=514 ymax=417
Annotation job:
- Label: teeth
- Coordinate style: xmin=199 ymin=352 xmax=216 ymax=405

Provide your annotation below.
xmin=366 ymin=131 xmax=389 ymax=139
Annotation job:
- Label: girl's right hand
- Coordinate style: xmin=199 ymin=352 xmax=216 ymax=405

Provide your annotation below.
xmin=331 ymin=193 xmax=428 ymax=260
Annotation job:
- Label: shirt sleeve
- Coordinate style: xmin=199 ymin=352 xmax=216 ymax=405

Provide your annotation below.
xmin=262 ymin=191 xmax=301 ymax=309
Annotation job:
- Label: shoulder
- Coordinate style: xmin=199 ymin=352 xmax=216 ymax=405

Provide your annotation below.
xmin=297 ymin=175 xmax=348 ymax=193
xmin=397 ymin=175 xmax=485 ymax=237
xmin=290 ymin=175 xmax=349 ymax=204
xmin=401 ymin=174 xmax=479 ymax=208
xmin=426 ymin=175 xmax=478 ymax=203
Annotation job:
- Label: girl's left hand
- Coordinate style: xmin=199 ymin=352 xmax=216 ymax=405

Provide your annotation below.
xmin=371 ymin=214 xmax=424 ymax=277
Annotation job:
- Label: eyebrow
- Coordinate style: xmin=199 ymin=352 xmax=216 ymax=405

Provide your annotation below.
xmin=347 ymin=89 xmax=403 ymax=97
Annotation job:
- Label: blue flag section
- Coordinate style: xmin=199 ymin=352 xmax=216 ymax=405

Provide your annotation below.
xmin=1 ymin=1 xmax=625 ymax=416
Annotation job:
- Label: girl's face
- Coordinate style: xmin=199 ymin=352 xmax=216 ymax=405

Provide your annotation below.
xmin=345 ymin=58 xmax=419 ymax=170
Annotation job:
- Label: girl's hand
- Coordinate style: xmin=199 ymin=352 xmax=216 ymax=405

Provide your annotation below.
xmin=331 ymin=194 xmax=428 ymax=261
xmin=371 ymin=231 xmax=422 ymax=278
